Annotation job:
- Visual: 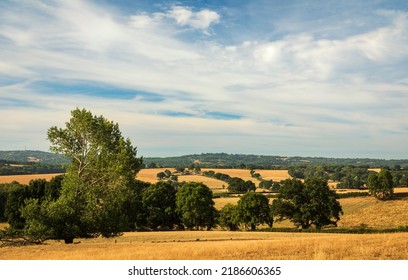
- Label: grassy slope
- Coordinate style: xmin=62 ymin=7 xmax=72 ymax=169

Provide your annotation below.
xmin=1 ymin=231 xmax=407 ymax=260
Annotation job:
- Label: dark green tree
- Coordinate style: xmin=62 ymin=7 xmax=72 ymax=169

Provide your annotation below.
xmin=236 ymin=192 xmax=272 ymax=230
xmin=176 ymin=182 xmax=217 ymax=230
xmin=123 ymin=180 xmax=150 ymax=231
xmin=156 ymin=172 xmax=166 ymax=180
xmin=142 ymin=181 xmax=179 ymax=230
xmin=272 ymin=177 xmax=342 ymax=230
xmin=227 ymin=177 xmax=256 ymax=193
xmin=44 ymin=175 xmax=64 ymax=201
xmin=218 ymin=203 xmax=240 ymax=231
xmin=164 ymin=169 xmax=172 ymax=178
xmin=368 ymin=170 xmax=394 ymax=200
xmin=0 ymin=184 xmax=8 ymax=222
xmin=4 ymin=182 xmax=30 ymax=229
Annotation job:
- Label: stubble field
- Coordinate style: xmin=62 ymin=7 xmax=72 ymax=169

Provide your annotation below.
xmin=1 ymin=231 xmax=407 ymax=260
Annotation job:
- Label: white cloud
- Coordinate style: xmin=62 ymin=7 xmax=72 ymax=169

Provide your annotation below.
xmin=167 ymin=6 xmax=220 ymax=32
xmin=0 ymin=1 xmax=407 ymax=157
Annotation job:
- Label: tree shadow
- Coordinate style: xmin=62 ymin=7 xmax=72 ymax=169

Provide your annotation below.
xmin=392 ymin=192 xmax=408 ymax=200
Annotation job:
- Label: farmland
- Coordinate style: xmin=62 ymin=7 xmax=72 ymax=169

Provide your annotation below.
xmin=0 ymin=173 xmax=63 ymax=185
xmin=1 ymin=231 xmax=407 ymax=260
xmin=1 ymin=169 xmax=408 ymax=260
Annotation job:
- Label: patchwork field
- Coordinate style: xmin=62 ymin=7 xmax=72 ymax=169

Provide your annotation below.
xmin=1 ymin=231 xmax=407 ymax=260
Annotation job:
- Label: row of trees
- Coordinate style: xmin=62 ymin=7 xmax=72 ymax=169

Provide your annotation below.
xmin=0 ymin=162 xmax=65 ymax=176
xmin=288 ymin=165 xmax=407 ymax=189
xmin=202 ymin=170 xmax=256 ymax=193
xmin=218 ymin=177 xmax=343 ymax=231
xmin=1 ymin=175 xmax=344 ymax=242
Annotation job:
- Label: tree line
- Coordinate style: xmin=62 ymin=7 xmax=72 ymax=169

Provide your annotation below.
xmin=288 ymin=165 xmax=408 ymax=189
xmin=0 ymin=162 xmax=66 ymax=176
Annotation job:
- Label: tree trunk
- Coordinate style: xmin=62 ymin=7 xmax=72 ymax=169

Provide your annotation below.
xmin=64 ymin=237 xmax=74 ymax=244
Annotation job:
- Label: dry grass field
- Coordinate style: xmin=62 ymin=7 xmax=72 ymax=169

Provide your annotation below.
xmin=0 ymin=173 xmax=62 ymax=184
xmin=178 ymin=175 xmax=228 ymax=192
xmin=1 ymin=231 xmax=407 ymax=260
xmin=339 ymin=196 xmax=408 ymax=229
xmin=135 ymin=168 xmax=176 ymax=183
xmin=254 ymin=169 xmax=291 ymax=181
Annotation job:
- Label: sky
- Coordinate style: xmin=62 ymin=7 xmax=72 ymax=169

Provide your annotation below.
xmin=0 ymin=0 xmax=408 ymax=159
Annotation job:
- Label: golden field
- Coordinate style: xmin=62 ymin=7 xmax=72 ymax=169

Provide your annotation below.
xmin=178 ymin=175 xmax=228 ymax=192
xmin=0 ymin=173 xmax=63 ymax=185
xmin=1 ymin=231 xmax=407 ymax=260
xmin=254 ymin=169 xmax=291 ymax=181
xmin=135 ymin=168 xmax=176 ymax=183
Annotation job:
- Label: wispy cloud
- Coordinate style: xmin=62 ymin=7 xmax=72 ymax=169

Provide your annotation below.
xmin=0 ymin=0 xmax=407 ymax=158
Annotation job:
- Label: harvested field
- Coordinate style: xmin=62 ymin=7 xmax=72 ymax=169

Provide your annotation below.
xmin=213 ymin=196 xmax=241 ymax=209
xmin=0 ymin=173 xmax=62 ymax=184
xmin=135 ymin=168 xmax=176 ymax=183
xmin=368 ymin=168 xmax=381 ymax=173
xmin=339 ymin=196 xmax=408 ymax=229
xmin=1 ymin=231 xmax=407 ymax=260
xmin=254 ymin=169 xmax=291 ymax=181
xmin=178 ymin=175 xmax=228 ymax=192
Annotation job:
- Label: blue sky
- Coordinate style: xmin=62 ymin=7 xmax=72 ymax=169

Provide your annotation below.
xmin=1 ymin=0 xmax=408 ymax=158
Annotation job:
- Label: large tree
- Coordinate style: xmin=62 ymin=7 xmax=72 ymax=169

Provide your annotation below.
xmin=22 ymin=108 xmax=142 ymax=243
xmin=272 ymin=177 xmax=343 ymax=230
xmin=218 ymin=203 xmax=240 ymax=231
xmin=176 ymin=182 xmax=217 ymax=230
xmin=368 ymin=170 xmax=394 ymax=200
xmin=142 ymin=181 xmax=179 ymax=230
xmin=236 ymin=192 xmax=272 ymax=230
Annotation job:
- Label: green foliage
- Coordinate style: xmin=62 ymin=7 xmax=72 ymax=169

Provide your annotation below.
xmin=227 ymin=177 xmax=256 ymax=193
xmin=0 ymin=162 xmax=66 ymax=176
xmin=288 ymin=165 xmax=371 ymax=189
xmin=176 ymin=182 xmax=217 ymax=230
xmin=123 ymin=180 xmax=150 ymax=231
xmin=44 ymin=175 xmax=64 ymax=201
xmin=4 ymin=182 xmax=31 ymax=229
xmin=368 ymin=170 xmax=394 ymax=200
xmin=156 ymin=171 xmax=166 ymax=180
xmin=142 ymin=181 xmax=179 ymax=230
xmin=336 ymin=191 xmax=370 ymax=199
xmin=272 ymin=177 xmax=343 ymax=230
xmin=21 ymin=108 xmax=142 ymax=243
xmin=0 ymin=184 xmax=9 ymax=222
xmin=236 ymin=192 xmax=272 ymax=230
xmin=218 ymin=203 xmax=240 ymax=231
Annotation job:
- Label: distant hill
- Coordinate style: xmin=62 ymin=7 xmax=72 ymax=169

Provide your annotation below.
xmin=1 ymin=150 xmax=407 ymax=169
xmin=143 ymin=153 xmax=408 ymax=168
xmin=0 ymin=150 xmax=69 ymax=165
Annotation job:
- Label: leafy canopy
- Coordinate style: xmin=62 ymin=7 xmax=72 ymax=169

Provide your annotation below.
xmin=272 ymin=177 xmax=343 ymax=230
xmin=23 ymin=108 xmax=142 ymax=243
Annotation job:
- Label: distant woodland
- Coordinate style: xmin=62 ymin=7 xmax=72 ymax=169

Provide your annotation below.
xmin=1 ymin=151 xmax=408 ymax=176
